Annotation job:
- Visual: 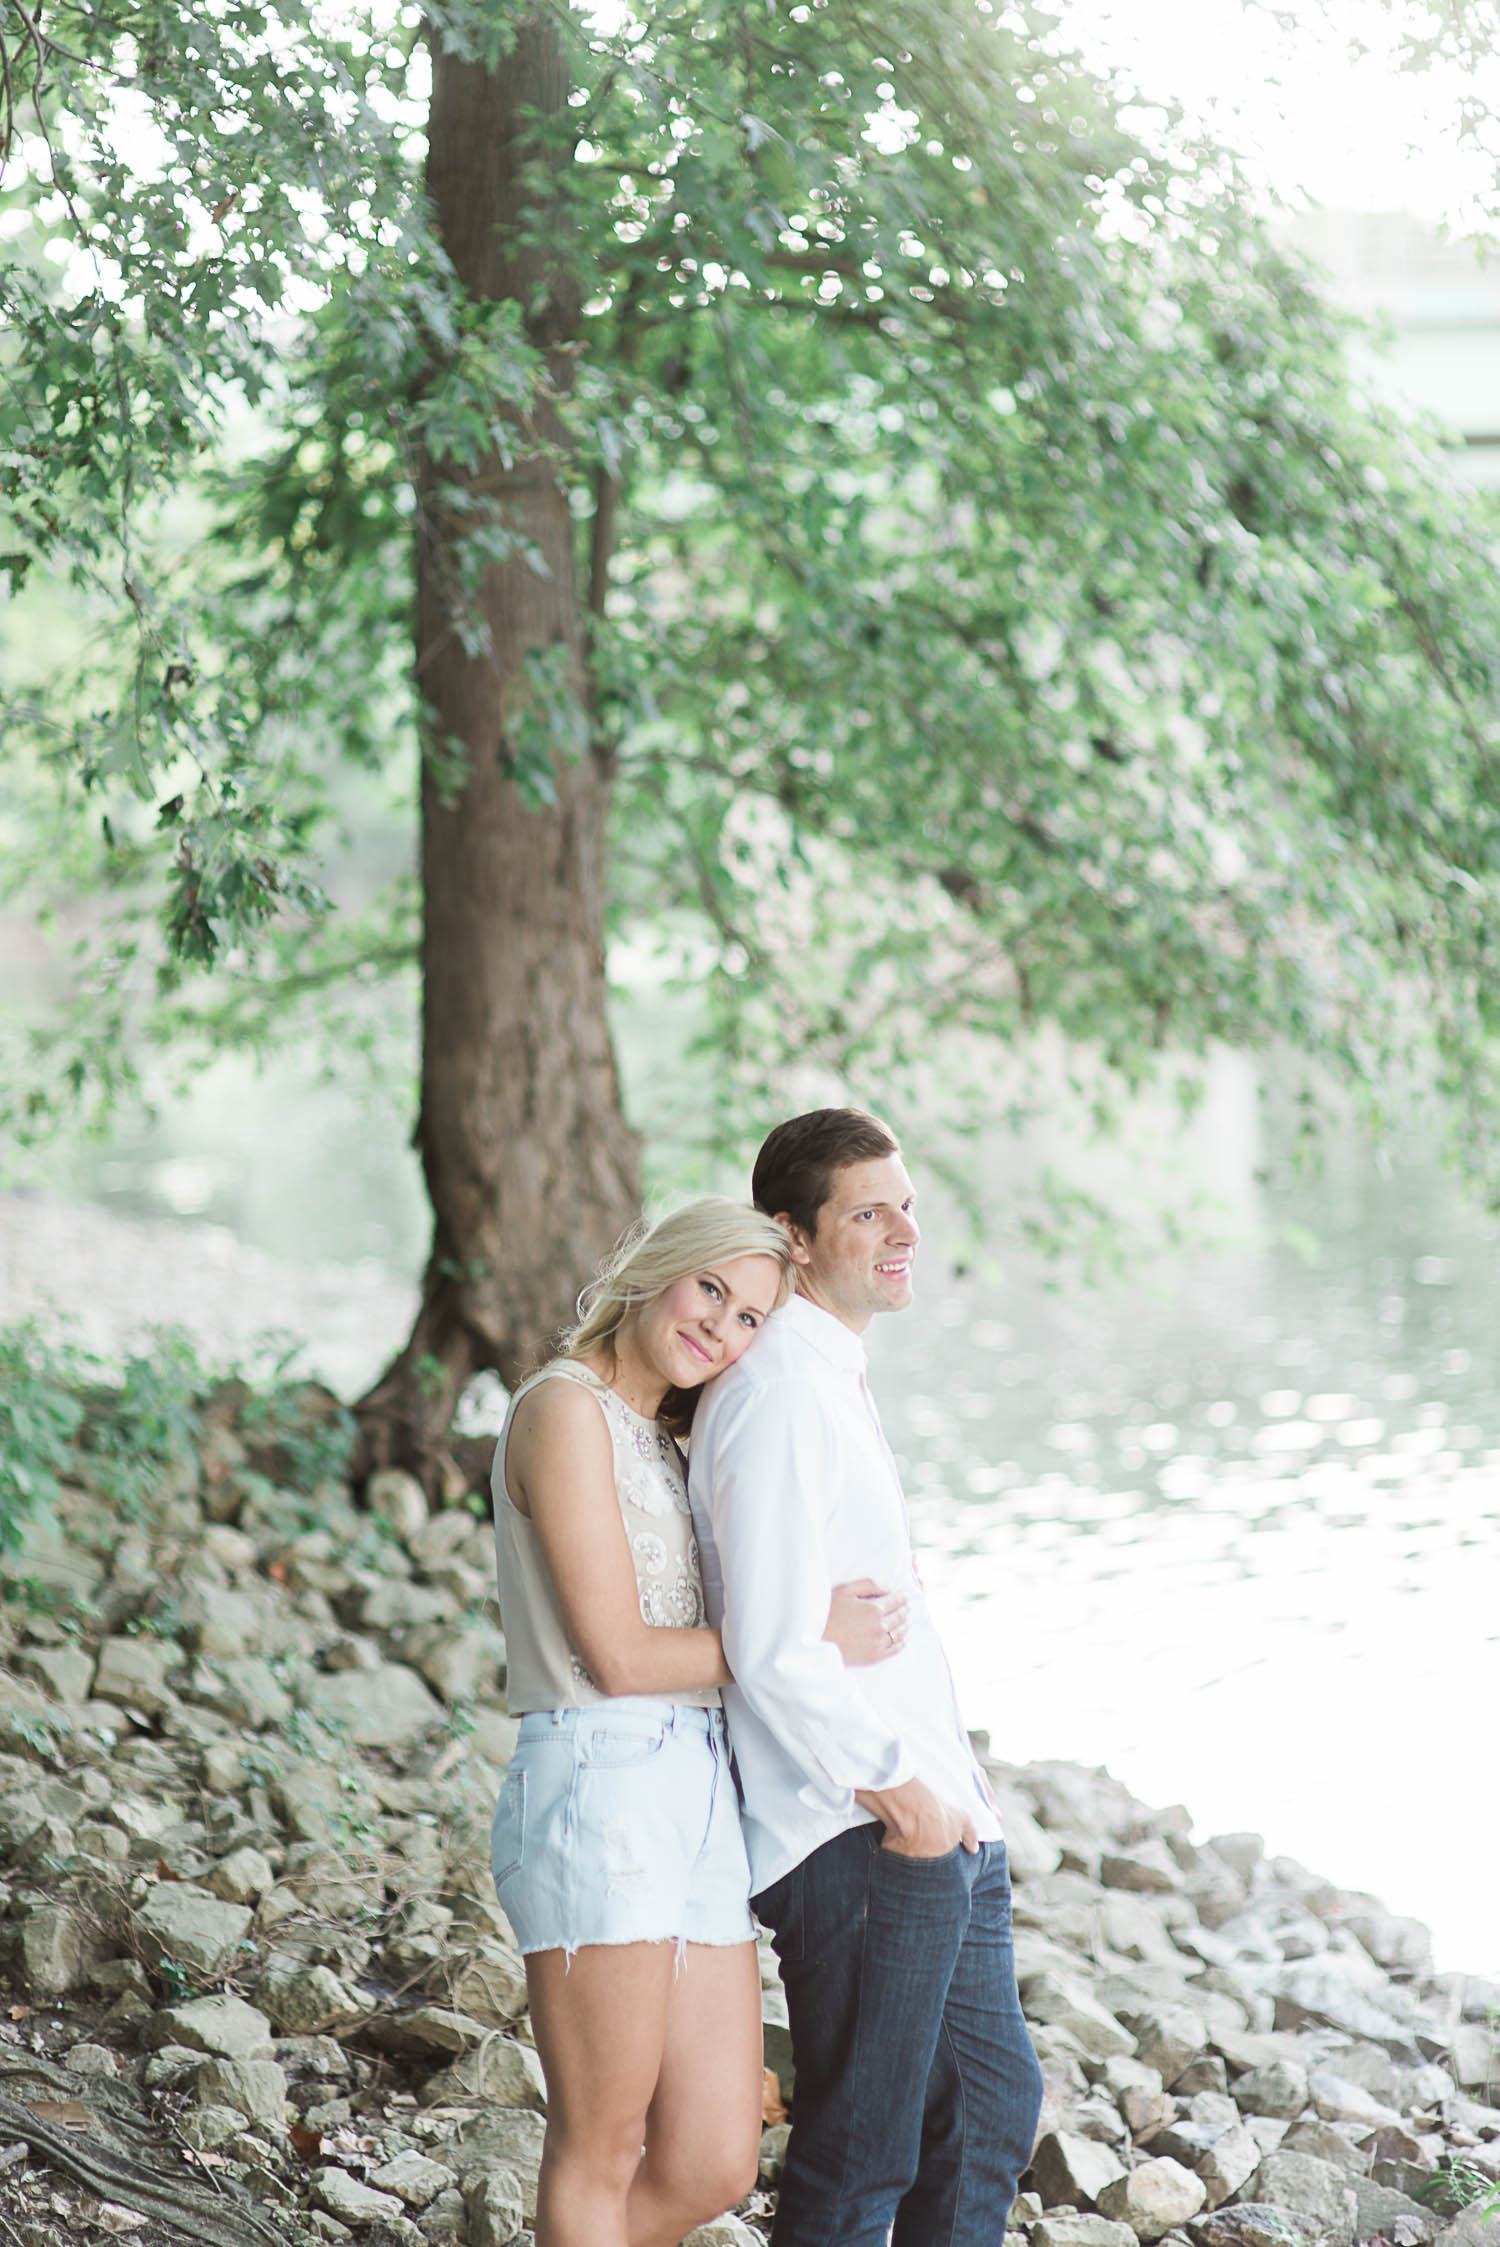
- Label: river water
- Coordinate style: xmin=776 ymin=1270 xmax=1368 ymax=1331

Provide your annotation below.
xmin=870 ymin=1109 xmax=1500 ymax=1981
xmin=5 ymin=1045 xmax=1496 ymax=1980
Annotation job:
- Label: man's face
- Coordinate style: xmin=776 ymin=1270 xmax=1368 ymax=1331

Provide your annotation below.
xmin=784 ymin=1153 xmax=920 ymax=1333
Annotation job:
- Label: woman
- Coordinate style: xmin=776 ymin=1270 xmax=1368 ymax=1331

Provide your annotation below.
xmin=489 ymin=1198 xmax=908 ymax=2247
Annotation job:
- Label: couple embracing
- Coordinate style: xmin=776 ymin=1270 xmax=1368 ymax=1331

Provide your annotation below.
xmin=489 ymin=1108 xmax=1043 ymax=2247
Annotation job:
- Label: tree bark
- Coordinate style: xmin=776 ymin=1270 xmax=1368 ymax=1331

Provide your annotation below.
xmin=356 ymin=8 xmax=640 ymax=1490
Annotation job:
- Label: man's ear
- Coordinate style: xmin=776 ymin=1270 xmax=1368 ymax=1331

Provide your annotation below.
xmin=772 ymin=1212 xmax=814 ymax=1267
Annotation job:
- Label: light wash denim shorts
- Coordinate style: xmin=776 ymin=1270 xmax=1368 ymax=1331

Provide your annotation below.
xmin=491 ymin=1701 xmax=755 ymax=1957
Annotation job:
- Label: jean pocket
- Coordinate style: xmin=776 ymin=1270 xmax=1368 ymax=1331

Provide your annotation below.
xmin=578 ymin=1723 xmax=668 ymax=1768
xmin=491 ymin=1770 xmax=527 ymax=1885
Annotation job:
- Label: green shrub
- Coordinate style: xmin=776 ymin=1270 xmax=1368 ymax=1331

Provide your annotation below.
xmin=0 ymin=1323 xmax=86 ymax=1551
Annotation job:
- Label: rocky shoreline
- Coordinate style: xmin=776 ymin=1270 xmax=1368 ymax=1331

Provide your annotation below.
xmin=0 ymin=1372 xmax=1495 ymax=2247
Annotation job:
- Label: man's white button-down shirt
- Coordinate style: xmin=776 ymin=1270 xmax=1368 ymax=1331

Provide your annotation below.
xmin=688 ymin=1291 xmax=1002 ymax=1894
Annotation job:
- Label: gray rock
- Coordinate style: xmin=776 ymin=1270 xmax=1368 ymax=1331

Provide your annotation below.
xmin=759 ymin=2123 xmax=791 ymax=2185
xmin=1263 ymin=1962 xmax=1420 ymax=2060
xmin=370 ymin=2151 xmax=454 ymax=2210
xmin=415 ymin=1622 xmax=507 ymax=1705
xmin=1023 ymin=1972 xmax=1136 ymax=2060
xmin=466 ymin=2165 xmax=526 ymax=2247
xmin=257 ymin=1962 xmax=367 ymax=2035
xmin=451 ymin=1940 xmax=529 ymax=2027
xmin=1280 ymin=2121 xmax=1368 ymax=2175
xmin=1431 ymin=2207 xmax=1500 ymax=2247
xmin=15 ymin=1645 xmax=96 ymax=1704
xmin=1097 ymin=2158 xmax=1207 ymax=2240
xmin=63 ymin=2041 xmax=119 ymax=2078
xmin=299 ymin=1662 xmax=444 ymax=1747
xmin=195 ymin=2057 xmax=287 ymax=2129
xmin=683 ymin=2222 xmax=759 ymax=2247
xmin=1029 ymin=2130 xmax=1129 ymax=2209
xmin=1343 ymin=1911 xmax=1433 ymax=1978
xmin=1308 ymin=2067 xmax=1401 ymax=2129
xmin=1207 ymin=1836 xmax=1265 ymax=1881
xmin=368 ymin=1467 xmax=430 ymax=1543
xmin=1190 ymin=2205 xmax=1320 ymax=2247
xmin=19 ymin=1902 xmax=104 ymax=1996
xmin=137 ymin=1882 xmax=252 ymax=1977
xmin=208 ymin=1844 xmax=275 ymax=1904
xmin=1450 ymin=2025 xmax=1500 ymax=2096
xmin=1231 ymin=2062 xmax=1309 ymax=2121
xmin=423 ymin=2037 xmax=547 ymax=2110
xmin=313 ymin=2166 xmax=405 ymax=2223
xmin=1197 ymin=2125 xmax=1262 ymax=2210
xmin=191 ymin=1655 xmax=293 ymax=1729
xmin=1124 ymin=2008 xmax=1210 ymax=2087
xmin=152 ymin=1993 xmax=274 ymax=2057
xmin=371 ymin=2006 xmax=492 ymax=2056
xmin=1102 ymin=1842 xmax=1182 ymax=1895
xmin=1348 ymin=2176 xmax=1439 ymax=2244
xmin=1033 ymin=2221 xmax=1140 ymax=2247
xmin=93 ymin=1635 xmax=174 ymax=1713
xmin=988 ymin=1786 xmax=1065 ymax=1883
xmin=418 ymin=2187 xmax=468 ymax=2241
xmin=357 ymin=1579 xmax=455 ymax=1633
xmin=443 ymin=2110 xmax=547 ymax=2216
xmin=1237 ymin=2151 xmax=1356 ymax=2247
xmin=178 ymin=1584 xmax=265 ymax=1658
xmin=180 ymin=2102 xmax=244 ymax=2151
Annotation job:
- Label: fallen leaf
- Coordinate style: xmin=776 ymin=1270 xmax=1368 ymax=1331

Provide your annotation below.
xmin=25 ymin=2100 xmax=90 ymax=2128
xmin=288 ymin=2122 xmax=323 ymax=2162
xmin=7 ymin=2005 xmax=31 ymax=2021
xmin=761 ymin=2067 xmax=786 ymax=2127
xmin=154 ymin=1857 xmax=181 ymax=1881
xmin=96 ymin=2205 xmax=147 ymax=2235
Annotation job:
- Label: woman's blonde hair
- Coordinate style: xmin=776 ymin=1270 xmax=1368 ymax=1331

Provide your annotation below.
xmin=561 ymin=1197 xmax=796 ymax=1430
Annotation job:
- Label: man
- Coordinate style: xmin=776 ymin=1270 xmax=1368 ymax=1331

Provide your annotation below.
xmin=688 ymin=1108 xmax=1043 ymax=2247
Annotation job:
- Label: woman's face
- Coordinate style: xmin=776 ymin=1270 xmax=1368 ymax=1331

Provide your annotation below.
xmin=634 ymin=1253 xmax=784 ymax=1392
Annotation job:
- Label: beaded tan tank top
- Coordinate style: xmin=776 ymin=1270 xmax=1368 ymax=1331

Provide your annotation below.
xmin=491 ymin=1360 xmax=719 ymax=1713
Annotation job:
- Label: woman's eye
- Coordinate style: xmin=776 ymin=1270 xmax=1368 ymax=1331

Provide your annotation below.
xmin=738 ymin=1312 xmax=759 ymax=1329
xmin=700 ymin=1278 xmax=722 ymax=1300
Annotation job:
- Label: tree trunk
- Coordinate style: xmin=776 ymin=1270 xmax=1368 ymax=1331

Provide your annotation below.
xmin=356 ymin=8 xmax=640 ymax=1491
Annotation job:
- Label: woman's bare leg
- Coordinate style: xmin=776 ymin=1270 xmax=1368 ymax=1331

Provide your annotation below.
xmin=627 ymin=1941 xmax=764 ymax=2247
xmin=526 ymin=1943 xmax=678 ymax=2247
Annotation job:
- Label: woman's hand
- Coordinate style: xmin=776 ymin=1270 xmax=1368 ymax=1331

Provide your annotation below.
xmin=824 ymin=1578 xmax=909 ymax=1667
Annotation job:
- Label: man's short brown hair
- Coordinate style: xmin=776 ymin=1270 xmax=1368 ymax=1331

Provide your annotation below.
xmin=752 ymin=1108 xmax=900 ymax=1239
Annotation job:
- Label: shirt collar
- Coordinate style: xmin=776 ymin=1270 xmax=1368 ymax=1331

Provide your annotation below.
xmin=777 ymin=1290 xmax=868 ymax=1375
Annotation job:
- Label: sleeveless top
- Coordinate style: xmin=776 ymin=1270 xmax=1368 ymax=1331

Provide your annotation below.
xmin=491 ymin=1360 xmax=719 ymax=1713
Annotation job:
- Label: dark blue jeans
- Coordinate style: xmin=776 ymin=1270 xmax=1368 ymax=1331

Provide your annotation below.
xmin=754 ymin=1826 xmax=1042 ymax=2247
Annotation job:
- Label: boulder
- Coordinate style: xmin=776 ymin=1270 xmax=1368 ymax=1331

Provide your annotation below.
xmin=1196 ymin=2125 xmax=1261 ymax=2210
xmin=207 ymin=1845 xmax=275 ymax=1904
xmin=256 ymin=1962 xmax=367 ymax=2035
xmin=1023 ymin=1971 xmax=1135 ymax=2060
xmin=369 ymin=2151 xmax=454 ymax=2210
xmin=1190 ymin=2207 xmax=1320 ymax=2247
xmin=19 ymin=1903 xmax=104 ymax=1997
xmin=1348 ymin=2176 xmax=1440 ymax=2245
xmin=15 ymin=1645 xmax=96 ymax=1704
xmin=442 ymin=2111 xmax=546 ymax=2217
xmin=1034 ymin=2221 xmax=1140 ymax=2247
xmin=423 ymin=2037 xmax=547 ymax=2110
xmin=988 ymin=1786 xmax=1065 ymax=1883
xmin=1029 ymin=2131 xmax=1129 ymax=2209
xmin=1101 ymin=1843 xmax=1181 ymax=1895
xmin=1123 ymin=2008 xmax=1210 ymax=2087
xmin=299 ymin=1662 xmax=444 ymax=1748
xmin=1237 ymin=2150 xmax=1356 ymax=2247
xmin=367 ymin=1467 xmax=430 ymax=1544
xmin=1097 ymin=2157 xmax=1207 ymax=2240
xmin=684 ymin=2222 xmax=760 ymax=2247
xmin=466 ymin=2164 xmax=526 ymax=2247
xmin=1231 ymin=2061 xmax=1308 ymax=2121
xmin=451 ymin=1940 xmax=529 ymax=2027
xmin=1280 ymin=2120 xmax=1368 ymax=2174
xmin=194 ymin=2057 xmax=287 ymax=2129
xmin=93 ymin=1635 xmax=175 ymax=1714
xmin=312 ymin=2167 xmax=404 ymax=2224
xmin=1308 ymin=2067 xmax=1402 ymax=2129
xmin=1263 ymin=1961 xmax=1420 ymax=2060
xmin=137 ymin=1884 xmax=252 ymax=1977
xmin=152 ymin=1994 xmax=274 ymax=2057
